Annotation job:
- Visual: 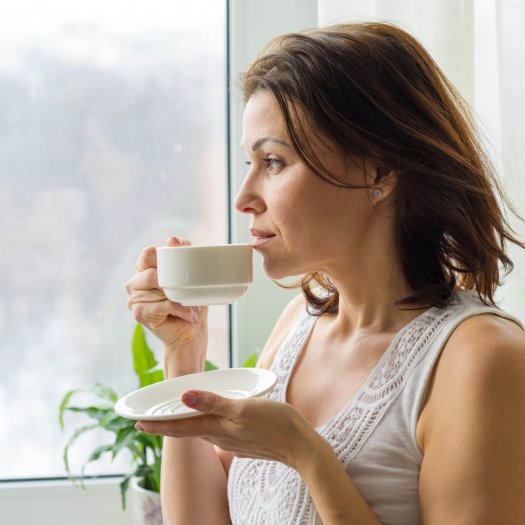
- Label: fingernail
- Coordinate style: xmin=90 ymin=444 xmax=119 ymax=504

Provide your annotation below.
xmin=183 ymin=392 xmax=198 ymax=407
xmin=135 ymin=422 xmax=145 ymax=432
xmin=166 ymin=236 xmax=180 ymax=244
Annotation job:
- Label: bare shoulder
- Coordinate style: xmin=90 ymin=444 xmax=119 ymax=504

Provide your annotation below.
xmin=256 ymin=293 xmax=306 ymax=369
xmin=440 ymin=313 xmax=525 ymax=381
xmin=450 ymin=312 xmax=524 ymax=348
xmin=420 ymin=312 xmax=525 ymax=431
xmin=438 ymin=313 xmax=525 ymax=410
xmin=418 ymin=313 xmax=525 ymax=523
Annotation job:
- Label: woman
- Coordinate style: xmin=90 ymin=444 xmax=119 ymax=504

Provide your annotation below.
xmin=126 ymin=22 xmax=525 ymax=524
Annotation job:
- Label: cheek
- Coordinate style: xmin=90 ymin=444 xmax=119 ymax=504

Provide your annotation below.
xmin=274 ymin=194 xmax=315 ymax=239
xmin=268 ymin=173 xmax=366 ymax=242
xmin=294 ymin=194 xmax=367 ymax=250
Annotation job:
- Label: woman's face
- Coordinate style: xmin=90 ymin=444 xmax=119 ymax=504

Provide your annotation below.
xmin=234 ymin=91 xmax=385 ymax=280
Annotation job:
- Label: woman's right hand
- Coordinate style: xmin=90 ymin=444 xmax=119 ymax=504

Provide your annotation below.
xmin=125 ymin=236 xmax=209 ymax=357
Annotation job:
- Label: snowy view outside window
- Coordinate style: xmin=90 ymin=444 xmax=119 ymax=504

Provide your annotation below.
xmin=0 ymin=1 xmax=227 ymax=479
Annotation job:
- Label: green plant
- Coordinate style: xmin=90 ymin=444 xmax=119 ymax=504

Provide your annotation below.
xmin=59 ymin=324 xmax=257 ymax=510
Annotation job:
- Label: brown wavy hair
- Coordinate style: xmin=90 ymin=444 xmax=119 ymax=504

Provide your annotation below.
xmin=241 ymin=22 xmax=524 ymax=314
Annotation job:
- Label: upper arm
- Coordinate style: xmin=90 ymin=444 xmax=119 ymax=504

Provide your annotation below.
xmin=216 ymin=293 xmax=306 ymax=475
xmin=418 ymin=315 xmax=525 ymax=524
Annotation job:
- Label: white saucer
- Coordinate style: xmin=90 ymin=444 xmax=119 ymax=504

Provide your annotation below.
xmin=115 ymin=368 xmax=277 ymax=421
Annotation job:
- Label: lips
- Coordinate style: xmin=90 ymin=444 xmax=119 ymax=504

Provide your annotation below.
xmin=250 ymin=228 xmax=276 ymax=239
xmin=250 ymin=228 xmax=276 ymax=247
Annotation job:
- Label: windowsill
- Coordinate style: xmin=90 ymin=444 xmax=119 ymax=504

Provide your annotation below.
xmin=0 ymin=477 xmax=134 ymax=525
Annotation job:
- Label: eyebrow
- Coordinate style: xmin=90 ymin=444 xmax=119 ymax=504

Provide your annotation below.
xmin=251 ymin=137 xmax=291 ymax=151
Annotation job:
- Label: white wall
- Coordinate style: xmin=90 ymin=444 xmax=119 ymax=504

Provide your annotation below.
xmin=318 ymin=0 xmax=474 ymax=105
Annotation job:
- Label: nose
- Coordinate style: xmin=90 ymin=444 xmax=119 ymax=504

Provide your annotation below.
xmin=234 ymin=169 xmax=266 ymax=215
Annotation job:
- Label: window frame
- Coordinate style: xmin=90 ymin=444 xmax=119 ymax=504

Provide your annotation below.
xmin=0 ymin=0 xmax=318 ymax=521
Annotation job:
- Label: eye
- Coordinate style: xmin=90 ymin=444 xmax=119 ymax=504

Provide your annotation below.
xmin=262 ymin=157 xmax=284 ymax=172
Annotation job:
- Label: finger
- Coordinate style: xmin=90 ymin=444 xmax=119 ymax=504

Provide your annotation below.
xmin=135 ymin=414 xmax=219 ymax=438
xmin=166 ymin=236 xmax=192 ymax=247
xmin=136 ymin=245 xmax=158 ymax=272
xmin=127 ymin=289 xmax=167 ymax=309
xmin=125 ymin=268 xmax=159 ymax=295
xmin=135 ymin=236 xmax=191 ymax=273
xmin=181 ymin=390 xmax=238 ymax=417
xmin=129 ymin=297 xmax=196 ymax=325
xmin=135 ymin=419 xmax=183 ymax=437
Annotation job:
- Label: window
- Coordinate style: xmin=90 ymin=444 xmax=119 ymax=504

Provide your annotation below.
xmin=0 ymin=0 xmax=227 ymax=480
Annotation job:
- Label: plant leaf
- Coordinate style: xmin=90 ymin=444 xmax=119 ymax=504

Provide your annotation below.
xmin=151 ymin=454 xmax=162 ymax=493
xmin=146 ymin=368 xmax=164 ymax=385
xmin=66 ymin=406 xmax=113 ymax=421
xmin=80 ymin=427 xmax=137 ymax=480
xmin=59 ymin=388 xmax=84 ymax=430
xmin=132 ymin=324 xmax=164 ymax=387
xmin=112 ymin=426 xmax=138 ymax=459
xmin=60 ymin=385 xmax=117 ymax=430
xmin=80 ymin=443 xmax=115 ymax=479
xmin=92 ymin=383 xmax=118 ymax=403
xmin=142 ymin=470 xmax=159 ymax=493
xmin=205 ymin=359 xmax=218 ymax=371
xmin=63 ymin=423 xmax=99 ymax=482
xmin=119 ymin=471 xmax=135 ymax=511
xmin=135 ymin=463 xmax=154 ymax=479
xmin=132 ymin=323 xmax=157 ymax=374
xmin=134 ymin=432 xmax=162 ymax=453
xmin=242 ymin=352 xmax=258 ymax=368
xmin=104 ymin=414 xmax=135 ymax=432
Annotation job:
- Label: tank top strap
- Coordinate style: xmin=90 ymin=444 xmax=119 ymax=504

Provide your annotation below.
xmin=406 ymin=289 xmax=524 ymax=448
xmin=266 ymin=306 xmax=319 ymax=403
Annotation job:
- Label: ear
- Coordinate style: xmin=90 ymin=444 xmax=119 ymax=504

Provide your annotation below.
xmin=369 ymin=163 xmax=397 ymax=204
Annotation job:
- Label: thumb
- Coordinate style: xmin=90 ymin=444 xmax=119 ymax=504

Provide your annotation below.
xmin=166 ymin=236 xmax=192 ymax=247
xmin=181 ymin=390 xmax=234 ymax=416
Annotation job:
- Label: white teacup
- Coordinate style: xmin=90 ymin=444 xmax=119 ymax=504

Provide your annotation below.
xmin=156 ymin=244 xmax=253 ymax=306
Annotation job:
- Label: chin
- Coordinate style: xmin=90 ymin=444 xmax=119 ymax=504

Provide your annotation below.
xmin=261 ymin=261 xmax=285 ymax=280
xmin=261 ymin=256 xmax=304 ymax=281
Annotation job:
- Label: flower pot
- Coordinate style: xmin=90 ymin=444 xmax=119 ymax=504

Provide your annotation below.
xmin=131 ymin=477 xmax=163 ymax=525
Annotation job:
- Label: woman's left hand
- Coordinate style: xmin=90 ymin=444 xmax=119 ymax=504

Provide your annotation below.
xmin=136 ymin=390 xmax=319 ymax=469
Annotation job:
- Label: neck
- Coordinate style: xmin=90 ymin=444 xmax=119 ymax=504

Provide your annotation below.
xmin=320 ymin=247 xmax=423 ymax=340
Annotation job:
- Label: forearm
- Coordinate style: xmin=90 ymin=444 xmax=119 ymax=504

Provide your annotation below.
xmin=163 ymin=347 xmax=206 ymax=377
xmin=162 ymin=331 xmax=207 ymax=377
xmin=297 ymin=436 xmax=382 ymax=525
xmin=161 ymin=436 xmax=231 ymax=525
xmin=160 ymin=341 xmax=231 ymax=525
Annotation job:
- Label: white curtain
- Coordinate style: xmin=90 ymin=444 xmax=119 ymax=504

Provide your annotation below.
xmin=495 ymin=0 xmax=525 ymax=317
xmin=319 ymin=0 xmax=525 ymax=319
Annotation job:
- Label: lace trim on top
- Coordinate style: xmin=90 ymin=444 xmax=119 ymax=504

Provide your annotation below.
xmin=228 ymin=293 xmax=463 ymax=524
xmin=268 ymin=295 xmax=461 ymax=463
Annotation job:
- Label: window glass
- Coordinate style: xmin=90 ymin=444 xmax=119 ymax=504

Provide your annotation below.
xmin=0 ymin=0 xmax=227 ymax=479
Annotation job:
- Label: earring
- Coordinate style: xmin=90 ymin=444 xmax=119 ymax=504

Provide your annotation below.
xmin=373 ymin=188 xmax=383 ymax=199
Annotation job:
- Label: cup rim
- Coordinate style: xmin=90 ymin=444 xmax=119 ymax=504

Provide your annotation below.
xmin=157 ymin=243 xmax=252 ymax=250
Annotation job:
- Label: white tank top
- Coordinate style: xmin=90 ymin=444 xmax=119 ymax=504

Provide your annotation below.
xmin=227 ymin=290 xmax=523 ymax=525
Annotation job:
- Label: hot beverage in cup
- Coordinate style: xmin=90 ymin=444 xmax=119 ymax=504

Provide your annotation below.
xmin=156 ymin=244 xmax=253 ymax=306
